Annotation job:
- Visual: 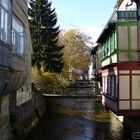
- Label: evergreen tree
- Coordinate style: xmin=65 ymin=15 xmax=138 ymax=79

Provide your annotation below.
xmin=28 ymin=0 xmax=64 ymax=73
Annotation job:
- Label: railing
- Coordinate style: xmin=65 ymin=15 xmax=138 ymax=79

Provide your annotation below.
xmin=117 ymin=10 xmax=136 ymax=20
xmin=68 ymin=80 xmax=93 ymax=88
xmin=108 ymin=10 xmax=136 ymax=23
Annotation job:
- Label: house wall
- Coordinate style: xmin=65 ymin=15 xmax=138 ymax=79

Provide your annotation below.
xmin=117 ymin=21 xmax=138 ymax=62
xmin=99 ymin=29 xmax=117 ymax=67
xmin=100 ymin=21 xmax=137 ymax=68
xmin=101 ymin=65 xmax=140 ymax=115
xmin=8 ymin=0 xmax=36 ymax=138
xmin=116 ymin=0 xmax=140 ymax=133
xmin=0 ymin=0 xmax=35 ymax=139
xmin=97 ymin=0 xmax=140 ymax=132
xmin=117 ymin=0 xmax=136 ymax=10
xmin=0 ymin=0 xmax=32 ymax=95
xmin=12 ymin=0 xmax=32 ymax=70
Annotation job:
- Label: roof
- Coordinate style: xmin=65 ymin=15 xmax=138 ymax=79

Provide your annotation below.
xmin=96 ymin=19 xmax=136 ymax=43
xmin=96 ymin=22 xmax=116 ymax=43
xmin=96 ymin=7 xmax=137 ymax=43
xmin=116 ymin=0 xmax=123 ymax=8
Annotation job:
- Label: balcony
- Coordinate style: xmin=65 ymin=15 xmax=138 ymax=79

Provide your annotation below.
xmin=117 ymin=10 xmax=136 ymax=20
xmin=109 ymin=10 xmax=136 ymax=22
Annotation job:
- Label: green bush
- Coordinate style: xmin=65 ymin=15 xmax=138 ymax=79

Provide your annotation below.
xmin=32 ymin=67 xmax=69 ymax=94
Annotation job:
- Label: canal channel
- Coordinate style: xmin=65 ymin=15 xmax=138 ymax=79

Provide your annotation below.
xmin=25 ymin=97 xmax=132 ymax=140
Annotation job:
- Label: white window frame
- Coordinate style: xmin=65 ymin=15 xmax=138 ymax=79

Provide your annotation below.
xmin=12 ymin=16 xmax=25 ymax=55
xmin=0 ymin=0 xmax=11 ymax=44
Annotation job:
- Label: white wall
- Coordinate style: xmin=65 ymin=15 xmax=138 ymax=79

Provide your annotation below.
xmin=117 ymin=0 xmax=136 ymax=10
xmin=88 ymin=63 xmax=94 ymax=79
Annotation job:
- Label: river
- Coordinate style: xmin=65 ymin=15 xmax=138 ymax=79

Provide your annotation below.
xmin=25 ymin=97 xmax=132 ymax=140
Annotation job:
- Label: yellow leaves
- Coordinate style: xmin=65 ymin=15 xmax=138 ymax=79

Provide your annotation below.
xmin=58 ymin=29 xmax=92 ymax=79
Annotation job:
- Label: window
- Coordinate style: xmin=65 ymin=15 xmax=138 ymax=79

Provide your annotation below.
xmin=107 ymin=36 xmax=110 ymax=56
xmin=103 ymin=76 xmax=107 ymax=94
xmin=104 ymin=41 xmax=107 ymax=57
xmin=12 ymin=17 xmax=25 ymax=54
xmin=0 ymin=0 xmax=11 ymax=43
xmin=118 ymin=26 xmax=128 ymax=50
xmin=102 ymin=75 xmax=116 ymax=98
xmin=107 ymin=76 xmax=110 ymax=95
xmin=110 ymin=76 xmax=116 ymax=97
xmin=102 ymin=77 xmax=105 ymax=93
xmin=130 ymin=26 xmax=137 ymax=61
xmin=130 ymin=26 xmax=137 ymax=50
xmin=102 ymin=35 xmax=114 ymax=60
xmin=103 ymin=42 xmax=108 ymax=58
xmin=110 ymin=31 xmax=115 ymax=53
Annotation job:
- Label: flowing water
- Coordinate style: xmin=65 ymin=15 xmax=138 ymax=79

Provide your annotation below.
xmin=25 ymin=98 xmax=132 ymax=140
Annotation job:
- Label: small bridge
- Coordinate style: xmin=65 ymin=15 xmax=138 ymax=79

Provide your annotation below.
xmin=67 ymin=80 xmax=93 ymax=88
xmin=43 ymin=80 xmax=101 ymax=99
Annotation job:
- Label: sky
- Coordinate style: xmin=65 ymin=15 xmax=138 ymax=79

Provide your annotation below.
xmin=51 ymin=0 xmax=116 ymax=43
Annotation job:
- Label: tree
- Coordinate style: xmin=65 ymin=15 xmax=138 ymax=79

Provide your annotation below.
xmin=59 ymin=29 xmax=93 ymax=79
xmin=28 ymin=0 xmax=64 ymax=73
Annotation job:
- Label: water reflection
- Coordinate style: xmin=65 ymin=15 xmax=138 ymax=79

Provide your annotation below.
xmin=25 ymin=99 xmax=131 ymax=140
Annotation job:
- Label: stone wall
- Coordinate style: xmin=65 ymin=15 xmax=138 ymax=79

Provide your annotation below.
xmin=9 ymin=90 xmax=35 ymax=139
xmin=9 ymin=90 xmax=47 ymax=139
xmin=0 ymin=95 xmax=10 ymax=140
xmin=34 ymin=92 xmax=47 ymax=119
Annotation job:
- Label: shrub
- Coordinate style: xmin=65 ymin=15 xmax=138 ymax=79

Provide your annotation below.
xmin=32 ymin=67 xmax=69 ymax=94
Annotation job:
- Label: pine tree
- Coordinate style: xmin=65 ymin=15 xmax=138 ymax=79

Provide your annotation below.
xmin=28 ymin=0 xmax=64 ymax=73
